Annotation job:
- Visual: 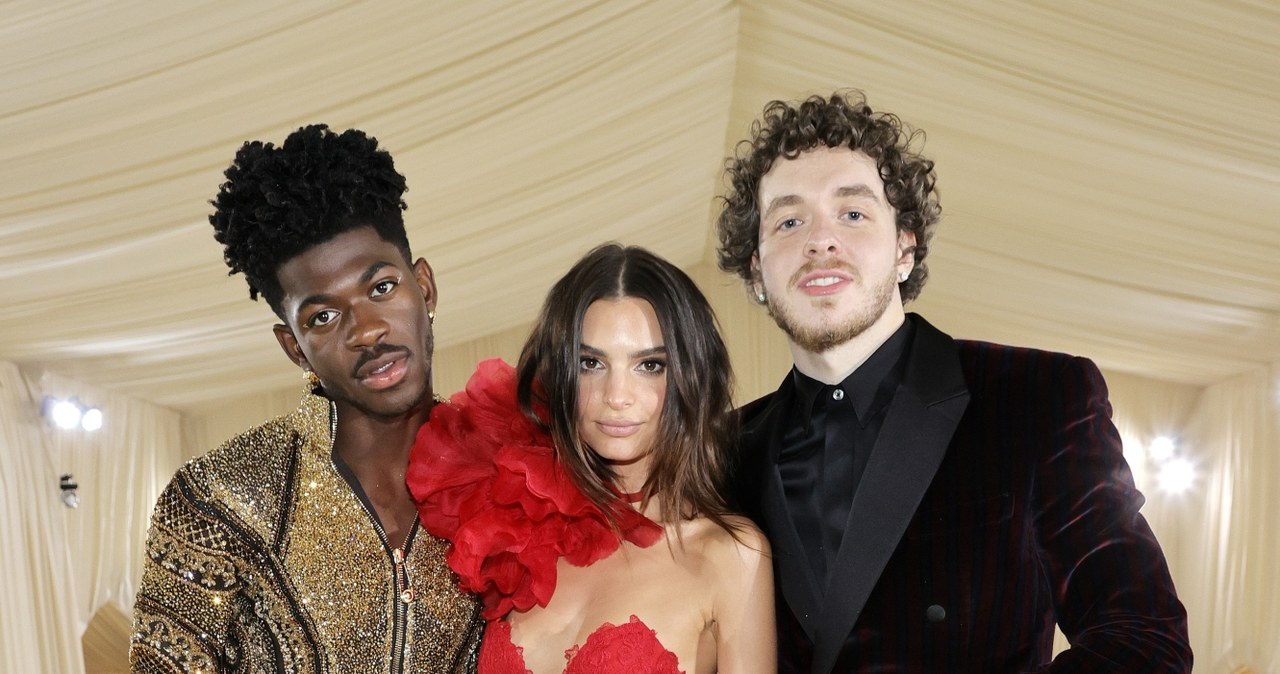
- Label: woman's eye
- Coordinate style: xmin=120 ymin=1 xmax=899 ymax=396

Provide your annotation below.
xmin=638 ymin=359 xmax=666 ymax=374
xmin=372 ymin=279 xmax=397 ymax=296
xmin=579 ymin=357 xmax=602 ymax=371
xmin=309 ymin=310 xmax=338 ymax=327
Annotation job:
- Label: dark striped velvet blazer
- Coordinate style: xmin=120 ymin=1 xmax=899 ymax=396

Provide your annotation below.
xmin=734 ymin=314 xmax=1191 ymax=674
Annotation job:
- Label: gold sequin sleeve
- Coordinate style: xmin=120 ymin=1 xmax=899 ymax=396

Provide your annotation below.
xmin=130 ymin=466 xmax=257 ymax=673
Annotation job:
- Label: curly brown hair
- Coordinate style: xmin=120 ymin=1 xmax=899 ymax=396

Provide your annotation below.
xmin=716 ymin=91 xmax=941 ymax=302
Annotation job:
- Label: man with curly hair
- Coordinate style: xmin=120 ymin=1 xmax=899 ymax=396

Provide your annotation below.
xmin=129 ymin=125 xmax=482 ymax=673
xmin=718 ymin=92 xmax=1190 ymax=673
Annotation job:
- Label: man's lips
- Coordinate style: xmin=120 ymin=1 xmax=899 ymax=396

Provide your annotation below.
xmin=796 ymin=269 xmax=854 ymax=295
xmin=352 ymin=346 xmax=412 ymax=389
xmin=358 ymin=357 xmax=408 ymax=390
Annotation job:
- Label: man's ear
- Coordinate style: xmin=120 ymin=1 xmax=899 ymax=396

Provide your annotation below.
xmin=413 ymin=258 xmax=438 ymax=314
xmin=273 ymin=323 xmax=308 ymax=370
xmin=749 ymin=251 xmax=765 ymax=302
xmin=896 ymin=230 xmax=917 ymax=271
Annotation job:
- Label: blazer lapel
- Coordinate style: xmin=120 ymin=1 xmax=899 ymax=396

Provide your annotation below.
xmin=740 ymin=377 xmax=825 ymax=641
xmin=810 ymin=315 xmax=971 ymax=674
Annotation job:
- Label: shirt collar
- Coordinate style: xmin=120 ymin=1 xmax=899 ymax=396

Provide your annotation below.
xmin=790 ymin=319 xmax=914 ymax=427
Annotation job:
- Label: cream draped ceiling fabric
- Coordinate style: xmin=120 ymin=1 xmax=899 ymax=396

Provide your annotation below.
xmin=1 ymin=1 xmax=1277 ymax=672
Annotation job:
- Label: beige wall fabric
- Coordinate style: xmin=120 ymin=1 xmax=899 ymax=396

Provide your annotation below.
xmin=1 ymin=362 xmax=183 ymax=672
xmin=1180 ymin=367 xmax=1280 ymax=672
xmin=1 ymin=1 xmax=1277 ymax=414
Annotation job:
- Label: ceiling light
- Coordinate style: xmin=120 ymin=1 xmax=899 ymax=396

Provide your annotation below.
xmin=1157 ymin=457 xmax=1196 ymax=493
xmin=80 ymin=407 xmax=103 ymax=431
xmin=1147 ymin=436 xmax=1176 ymax=462
xmin=40 ymin=396 xmax=103 ymax=432
xmin=49 ymin=398 xmax=82 ymax=429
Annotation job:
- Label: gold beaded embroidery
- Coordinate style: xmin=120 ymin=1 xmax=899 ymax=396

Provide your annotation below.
xmin=130 ymin=391 xmax=482 ymax=673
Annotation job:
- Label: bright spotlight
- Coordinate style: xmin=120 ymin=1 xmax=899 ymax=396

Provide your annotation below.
xmin=1147 ymin=436 xmax=1176 ymax=462
xmin=50 ymin=399 xmax=82 ymax=429
xmin=80 ymin=407 xmax=103 ymax=431
xmin=40 ymin=396 xmax=103 ymax=432
xmin=1157 ymin=457 xmax=1196 ymax=493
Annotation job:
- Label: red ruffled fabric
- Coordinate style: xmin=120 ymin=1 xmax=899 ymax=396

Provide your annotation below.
xmin=408 ymin=358 xmax=663 ymax=619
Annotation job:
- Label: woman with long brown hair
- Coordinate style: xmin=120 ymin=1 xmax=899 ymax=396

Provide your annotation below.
xmin=409 ymin=243 xmax=774 ymax=673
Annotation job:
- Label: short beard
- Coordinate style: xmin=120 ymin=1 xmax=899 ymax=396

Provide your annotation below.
xmin=765 ymin=271 xmax=897 ymax=353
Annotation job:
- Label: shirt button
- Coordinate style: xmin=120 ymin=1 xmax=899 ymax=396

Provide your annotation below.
xmin=832 ymin=388 xmax=845 ymax=401
xmin=926 ymin=604 xmax=946 ymax=623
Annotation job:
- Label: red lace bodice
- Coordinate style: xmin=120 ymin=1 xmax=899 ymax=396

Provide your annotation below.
xmin=480 ymin=616 xmax=684 ymax=674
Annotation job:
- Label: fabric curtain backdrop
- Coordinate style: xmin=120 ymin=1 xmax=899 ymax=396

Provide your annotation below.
xmin=1180 ymin=366 xmax=1280 ymax=672
xmin=0 ymin=361 xmax=82 ymax=672
xmin=0 ymin=361 xmax=182 ymax=673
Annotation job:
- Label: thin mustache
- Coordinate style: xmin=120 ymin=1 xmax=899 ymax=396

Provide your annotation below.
xmin=789 ymin=259 xmax=858 ymax=286
xmin=351 ymin=344 xmax=411 ymax=378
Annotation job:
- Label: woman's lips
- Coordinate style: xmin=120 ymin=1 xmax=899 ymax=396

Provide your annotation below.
xmin=595 ymin=421 xmax=642 ymax=437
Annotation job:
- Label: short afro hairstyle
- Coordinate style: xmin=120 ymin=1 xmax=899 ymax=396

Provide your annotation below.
xmin=716 ymin=91 xmax=941 ymax=303
xmin=209 ymin=124 xmax=412 ymax=316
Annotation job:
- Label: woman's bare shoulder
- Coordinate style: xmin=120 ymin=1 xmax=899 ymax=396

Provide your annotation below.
xmin=681 ymin=514 xmax=771 ymax=564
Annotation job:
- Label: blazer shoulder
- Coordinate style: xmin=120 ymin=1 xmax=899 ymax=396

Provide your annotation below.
xmin=953 ymin=339 xmax=1096 ymax=369
xmin=952 ymin=339 xmax=1105 ymax=396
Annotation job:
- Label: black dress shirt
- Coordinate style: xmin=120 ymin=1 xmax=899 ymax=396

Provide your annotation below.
xmin=776 ymin=319 xmax=913 ymax=587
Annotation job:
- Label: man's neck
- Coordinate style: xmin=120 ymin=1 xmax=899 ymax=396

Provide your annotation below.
xmin=790 ymin=310 xmax=907 ymax=384
xmin=332 ymin=398 xmax=432 ymax=468
xmin=330 ymin=398 xmax=433 ymax=550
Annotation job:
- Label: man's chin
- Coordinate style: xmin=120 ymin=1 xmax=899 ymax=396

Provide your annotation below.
xmin=769 ymin=309 xmax=867 ymax=354
xmin=337 ymin=381 xmax=432 ymax=420
xmin=784 ymin=326 xmax=862 ymax=354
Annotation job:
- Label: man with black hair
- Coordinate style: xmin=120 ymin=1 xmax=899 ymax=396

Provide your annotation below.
xmin=718 ymin=92 xmax=1190 ymax=673
xmin=130 ymin=125 xmax=482 ymax=673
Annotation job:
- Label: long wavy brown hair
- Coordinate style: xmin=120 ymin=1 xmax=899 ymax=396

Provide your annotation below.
xmin=516 ymin=244 xmax=739 ymax=536
xmin=717 ymin=90 xmax=942 ymax=303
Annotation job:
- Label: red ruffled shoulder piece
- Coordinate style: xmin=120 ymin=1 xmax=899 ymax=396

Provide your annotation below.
xmin=407 ymin=358 xmax=663 ymax=619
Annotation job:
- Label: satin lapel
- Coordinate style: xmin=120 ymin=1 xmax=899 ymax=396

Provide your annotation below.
xmin=761 ymin=461 xmax=824 ymax=640
xmin=810 ymin=315 xmax=970 ymax=674
xmin=741 ymin=378 xmax=824 ymax=641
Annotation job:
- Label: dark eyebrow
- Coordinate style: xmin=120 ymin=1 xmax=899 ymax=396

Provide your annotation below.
xmin=295 ymin=261 xmax=397 ymax=314
xmin=631 ymin=346 xmax=668 ymax=359
xmin=579 ymin=344 xmax=668 ymax=359
xmin=359 ymin=260 xmax=395 ymax=285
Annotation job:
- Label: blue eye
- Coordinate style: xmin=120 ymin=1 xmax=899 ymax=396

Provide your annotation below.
xmin=779 ymin=218 xmax=801 ymax=230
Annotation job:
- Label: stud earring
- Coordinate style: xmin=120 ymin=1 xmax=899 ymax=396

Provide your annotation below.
xmin=756 ymin=290 xmax=767 ymax=303
xmin=898 ymin=270 xmax=910 ymax=283
xmin=428 ymin=311 xmax=435 ymax=323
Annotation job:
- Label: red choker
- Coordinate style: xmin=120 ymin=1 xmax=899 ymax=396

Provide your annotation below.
xmin=617 ymin=489 xmax=645 ymax=504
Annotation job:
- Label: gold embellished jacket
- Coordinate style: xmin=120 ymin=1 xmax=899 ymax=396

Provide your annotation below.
xmin=130 ymin=391 xmax=482 ymax=674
